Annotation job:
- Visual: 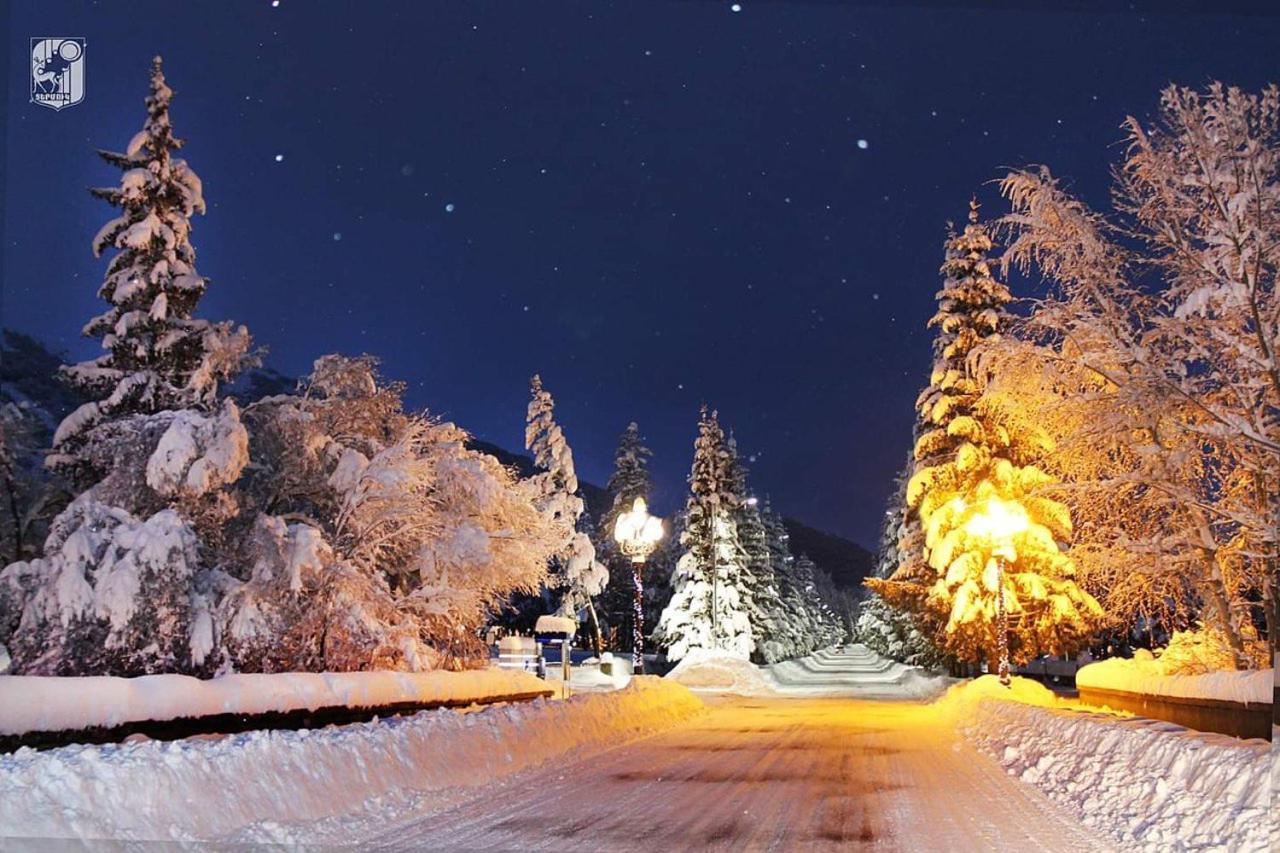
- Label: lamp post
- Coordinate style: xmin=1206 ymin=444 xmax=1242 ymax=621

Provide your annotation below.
xmin=613 ymin=497 xmax=664 ymax=674
xmin=964 ymin=498 xmax=1029 ymax=688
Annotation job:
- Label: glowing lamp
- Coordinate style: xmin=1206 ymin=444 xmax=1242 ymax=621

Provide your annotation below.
xmin=613 ymin=497 xmax=664 ymax=562
xmin=612 ymin=497 xmax=664 ymax=674
xmin=962 ymin=496 xmax=1029 ymax=687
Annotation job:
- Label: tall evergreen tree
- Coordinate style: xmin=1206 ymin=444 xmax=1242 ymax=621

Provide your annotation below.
xmin=655 ymin=406 xmax=752 ymax=661
xmin=760 ymin=499 xmax=806 ymax=659
xmin=724 ymin=435 xmax=786 ymax=662
xmin=51 ymin=57 xmax=252 ymax=481
xmin=869 ymin=201 xmax=1102 ymax=668
xmin=524 ymin=375 xmax=607 ymax=648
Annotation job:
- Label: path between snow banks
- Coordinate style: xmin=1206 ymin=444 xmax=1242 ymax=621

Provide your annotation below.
xmin=668 ymin=644 xmax=952 ymax=700
xmin=0 ymin=676 xmax=703 ymax=843
xmin=370 ymin=694 xmax=1112 ymax=851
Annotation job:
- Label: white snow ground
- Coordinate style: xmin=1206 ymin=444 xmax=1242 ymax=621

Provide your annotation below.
xmin=1 ymin=645 xmax=1266 ymax=850
xmin=767 ymin=644 xmax=953 ymax=698
xmin=0 ymin=676 xmax=702 ymax=844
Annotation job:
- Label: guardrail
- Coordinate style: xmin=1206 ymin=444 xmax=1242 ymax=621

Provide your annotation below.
xmin=1078 ymin=685 xmax=1270 ymax=740
xmin=0 ymin=688 xmax=554 ymax=753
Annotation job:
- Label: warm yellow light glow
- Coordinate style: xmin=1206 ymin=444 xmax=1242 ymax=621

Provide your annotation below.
xmin=964 ymin=497 xmax=1029 ymax=551
xmin=614 ymin=497 xmax=664 ymax=559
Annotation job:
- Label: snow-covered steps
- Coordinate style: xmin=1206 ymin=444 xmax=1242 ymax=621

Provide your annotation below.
xmin=766 ymin=644 xmax=949 ymax=699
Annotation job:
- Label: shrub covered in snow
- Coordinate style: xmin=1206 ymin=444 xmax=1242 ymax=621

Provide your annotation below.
xmin=222 ymin=356 xmax=558 ymax=672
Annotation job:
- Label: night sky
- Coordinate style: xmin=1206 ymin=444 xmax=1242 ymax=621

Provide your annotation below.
xmin=4 ymin=2 xmax=1277 ymax=547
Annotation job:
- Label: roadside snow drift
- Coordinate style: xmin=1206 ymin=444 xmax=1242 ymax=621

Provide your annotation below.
xmin=941 ymin=676 xmax=1272 ymax=852
xmin=666 ymin=650 xmax=778 ymax=695
xmin=1076 ymin=656 xmax=1272 ymax=705
xmin=0 ymin=676 xmax=703 ymax=843
xmin=0 ymin=668 xmax=549 ymax=737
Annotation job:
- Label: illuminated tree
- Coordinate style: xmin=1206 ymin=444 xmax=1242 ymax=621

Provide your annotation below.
xmin=995 ymin=83 xmax=1278 ymax=667
xmin=871 ymin=202 xmax=1103 ymax=667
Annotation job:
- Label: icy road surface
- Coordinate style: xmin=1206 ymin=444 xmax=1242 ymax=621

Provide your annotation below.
xmin=372 ymin=694 xmax=1113 ymax=852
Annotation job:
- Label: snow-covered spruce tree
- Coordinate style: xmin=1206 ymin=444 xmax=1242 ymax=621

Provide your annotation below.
xmin=724 ymin=436 xmax=786 ymax=662
xmin=524 ymin=375 xmax=607 ymax=648
xmin=655 ymin=406 xmax=753 ymax=661
xmin=51 ymin=57 xmax=252 ymax=484
xmin=760 ymin=499 xmax=805 ymax=660
xmin=0 ymin=59 xmax=254 ymax=677
xmin=870 ymin=202 xmax=1104 ymax=669
xmin=224 ymin=355 xmax=557 ymax=671
xmin=597 ymin=422 xmax=654 ymax=647
xmin=738 ymin=499 xmax=785 ymax=661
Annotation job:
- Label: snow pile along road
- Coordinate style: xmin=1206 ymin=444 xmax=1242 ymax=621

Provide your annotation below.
xmin=941 ymin=676 xmax=1272 ymax=852
xmin=0 ymin=676 xmax=703 ymax=843
xmin=666 ymin=649 xmax=778 ymax=695
xmin=1076 ymin=655 xmax=1272 ymax=705
xmin=0 ymin=668 xmax=550 ymax=737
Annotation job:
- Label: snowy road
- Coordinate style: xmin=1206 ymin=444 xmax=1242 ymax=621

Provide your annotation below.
xmin=371 ymin=694 xmax=1113 ymax=851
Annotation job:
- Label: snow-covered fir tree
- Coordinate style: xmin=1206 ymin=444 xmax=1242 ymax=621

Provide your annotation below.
xmin=869 ymin=202 xmax=1103 ymax=668
xmin=655 ymin=406 xmax=752 ymax=661
xmin=524 ymin=376 xmax=607 ymax=644
xmin=724 ymin=436 xmax=786 ymax=662
xmin=759 ymin=499 xmax=805 ymax=659
xmin=51 ymin=57 xmax=252 ymax=483
xmin=0 ymin=59 xmax=255 ymax=676
xmin=225 ymin=356 xmax=558 ymax=671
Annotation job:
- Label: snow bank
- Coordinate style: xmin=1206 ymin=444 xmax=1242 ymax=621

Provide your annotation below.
xmin=941 ymin=676 xmax=1271 ymax=852
xmin=0 ymin=668 xmax=549 ymax=737
xmin=665 ymin=650 xmax=778 ymax=695
xmin=0 ymin=676 xmax=703 ymax=843
xmin=1077 ymin=656 xmax=1272 ymax=705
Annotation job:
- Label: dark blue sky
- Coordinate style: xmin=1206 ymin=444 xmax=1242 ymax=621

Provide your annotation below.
xmin=4 ymin=2 xmax=1277 ymax=547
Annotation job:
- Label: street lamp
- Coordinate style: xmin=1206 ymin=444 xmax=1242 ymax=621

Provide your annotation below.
xmin=613 ymin=497 xmax=664 ymax=674
xmin=964 ymin=497 xmax=1029 ymax=687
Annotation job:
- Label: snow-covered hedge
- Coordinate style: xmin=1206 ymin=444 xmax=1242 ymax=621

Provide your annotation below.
xmin=0 ymin=676 xmax=703 ymax=844
xmin=0 ymin=668 xmax=549 ymax=737
xmin=940 ymin=677 xmax=1272 ymax=851
xmin=1076 ymin=654 xmax=1272 ymax=705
